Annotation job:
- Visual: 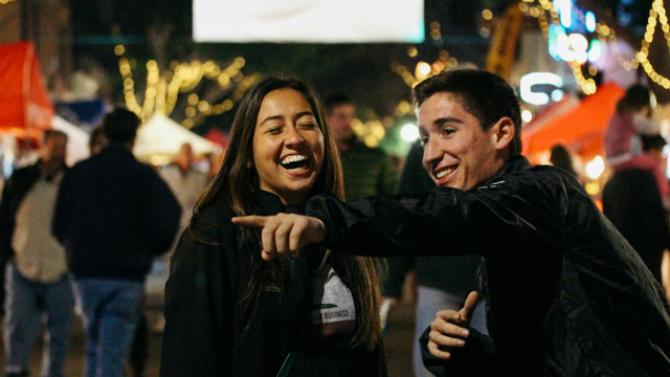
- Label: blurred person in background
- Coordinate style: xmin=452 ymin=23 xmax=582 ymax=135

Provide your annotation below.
xmin=53 ymin=108 xmax=181 ymax=377
xmin=160 ymin=78 xmax=387 ymax=377
xmin=549 ymin=144 xmax=577 ymax=178
xmin=0 ymin=130 xmax=74 ymax=377
xmin=88 ymin=125 xmax=149 ymax=377
xmin=324 ymin=94 xmax=397 ymax=200
xmin=382 ymin=140 xmax=485 ymax=377
xmin=159 ymin=142 xmax=209 ymax=233
xmin=88 ymin=127 xmax=107 ymax=156
xmin=206 ymin=150 xmax=225 ymax=182
xmin=605 ymin=84 xmax=668 ymax=201
xmin=603 ymin=134 xmax=670 ymax=285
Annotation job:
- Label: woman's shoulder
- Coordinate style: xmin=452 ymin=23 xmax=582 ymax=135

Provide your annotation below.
xmin=187 ymin=198 xmax=238 ymax=246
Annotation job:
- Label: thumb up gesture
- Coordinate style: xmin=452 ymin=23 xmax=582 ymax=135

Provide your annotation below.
xmin=427 ymin=291 xmax=479 ymax=360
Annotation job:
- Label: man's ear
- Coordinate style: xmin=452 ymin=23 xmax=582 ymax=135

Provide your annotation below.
xmin=490 ymin=117 xmax=515 ymax=152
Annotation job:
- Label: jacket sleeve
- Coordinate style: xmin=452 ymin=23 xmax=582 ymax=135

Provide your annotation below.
xmin=160 ymin=230 xmax=232 ymax=376
xmin=419 ymin=326 xmax=503 ymax=377
xmin=141 ymin=170 xmax=182 ymax=256
xmin=306 ymin=170 xmax=568 ymax=257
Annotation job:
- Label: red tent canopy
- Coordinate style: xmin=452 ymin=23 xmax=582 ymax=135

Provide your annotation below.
xmin=522 ymin=82 xmax=625 ymax=160
xmin=0 ymin=41 xmax=53 ymax=137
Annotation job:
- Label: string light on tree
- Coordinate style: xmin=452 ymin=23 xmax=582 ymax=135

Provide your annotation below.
xmin=115 ymin=45 xmax=253 ymax=126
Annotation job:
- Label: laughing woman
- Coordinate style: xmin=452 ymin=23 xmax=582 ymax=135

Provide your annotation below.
xmin=159 ymin=78 xmax=386 ymax=377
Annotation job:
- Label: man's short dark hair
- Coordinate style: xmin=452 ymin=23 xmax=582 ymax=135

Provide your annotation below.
xmin=43 ymin=129 xmax=68 ymax=142
xmin=413 ymin=69 xmax=522 ymax=156
xmin=323 ymin=93 xmax=354 ymax=116
xmin=102 ymin=108 xmax=141 ymax=143
xmin=641 ymin=134 xmax=666 ymax=152
xmin=616 ymin=84 xmax=651 ymax=114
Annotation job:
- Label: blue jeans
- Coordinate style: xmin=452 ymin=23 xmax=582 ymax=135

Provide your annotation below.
xmin=3 ymin=263 xmax=75 ymax=377
xmin=413 ymin=286 xmax=487 ymax=377
xmin=75 ymin=279 xmax=144 ymax=377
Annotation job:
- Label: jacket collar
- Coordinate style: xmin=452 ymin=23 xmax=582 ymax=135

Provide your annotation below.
xmin=254 ymin=190 xmax=304 ymax=215
xmin=478 ymin=154 xmax=530 ymax=188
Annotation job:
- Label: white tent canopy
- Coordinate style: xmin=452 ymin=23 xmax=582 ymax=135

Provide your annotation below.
xmin=134 ymin=114 xmax=222 ymax=163
xmin=53 ymin=115 xmax=90 ymax=166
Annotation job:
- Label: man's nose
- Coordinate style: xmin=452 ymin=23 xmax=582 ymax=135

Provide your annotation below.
xmin=422 ymin=137 xmax=440 ymax=167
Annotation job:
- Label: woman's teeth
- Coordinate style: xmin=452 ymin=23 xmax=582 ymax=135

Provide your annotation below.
xmin=280 ymin=155 xmax=309 ymax=169
xmin=281 ymin=155 xmax=308 ymax=164
xmin=435 ymin=167 xmax=454 ymax=179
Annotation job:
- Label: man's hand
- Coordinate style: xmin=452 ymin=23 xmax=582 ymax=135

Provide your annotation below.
xmin=427 ymin=291 xmax=479 ymax=360
xmin=232 ymin=213 xmax=326 ymax=261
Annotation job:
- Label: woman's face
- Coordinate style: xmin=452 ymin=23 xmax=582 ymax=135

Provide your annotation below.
xmin=252 ymin=88 xmax=325 ymax=205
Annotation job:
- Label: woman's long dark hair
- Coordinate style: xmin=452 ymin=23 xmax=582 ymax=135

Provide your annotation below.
xmin=191 ymin=77 xmax=382 ymax=349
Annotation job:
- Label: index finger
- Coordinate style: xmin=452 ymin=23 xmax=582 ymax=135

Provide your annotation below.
xmin=232 ymin=215 xmax=269 ymax=228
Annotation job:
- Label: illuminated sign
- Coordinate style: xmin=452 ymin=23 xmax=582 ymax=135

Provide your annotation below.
xmin=193 ymin=0 xmax=425 ymax=43
xmin=520 ymin=72 xmax=564 ymax=106
xmin=548 ymin=1 xmax=602 ymax=64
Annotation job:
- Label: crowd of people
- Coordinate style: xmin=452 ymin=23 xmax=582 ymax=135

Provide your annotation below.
xmin=0 ymin=69 xmax=668 ymax=377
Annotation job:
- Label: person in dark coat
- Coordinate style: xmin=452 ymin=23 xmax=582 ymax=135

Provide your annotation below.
xmin=233 ymin=70 xmax=670 ymax=377
xmin=53 ymin=108 xmax=181 ymax=377
xmin=160 ymin=78 xmax=387 ymax=377
xmin=603 ymin=134 xmax=670 ymax=284
xmin=549 ymin=144 xmax=578 ymax=178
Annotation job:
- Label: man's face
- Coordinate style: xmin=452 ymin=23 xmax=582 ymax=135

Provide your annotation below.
xmin=43 ymin=135 xmax=67 ymax=167
xmin=419 ymin=92 xmax=505 ymax=191
xmin=327 ymin=103 xmax=355 ymax=142
xmin=176 ymin=143 xmax=194 ymax=169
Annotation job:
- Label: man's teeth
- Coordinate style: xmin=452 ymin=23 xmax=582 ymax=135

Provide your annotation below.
xmin=435 ymin=167 xmax=454 ymax=178
xmin=281 ymin=155 xmax=308 ymax=164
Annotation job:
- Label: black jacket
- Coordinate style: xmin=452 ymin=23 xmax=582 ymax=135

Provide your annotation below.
xmin=160 ymin=191 xmax=387 ymax=377
xmin=603 ymin=168 xmax=670 ymax=283
xmin=52 ymin=144 xmax=181 ymax=281
xmin=306 ymin=156 xmax=670 ymax=377
xmin=384 ymin=140 xmax=481 ymax=298
xmin=0 ymin=161 xmax=55 ymax=263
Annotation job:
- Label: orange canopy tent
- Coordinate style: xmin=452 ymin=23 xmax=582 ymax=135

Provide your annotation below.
xmin=522 ymin=82 xmax=625 ymax=162
xmin=0 ymin=41 xmax=53 ymax=138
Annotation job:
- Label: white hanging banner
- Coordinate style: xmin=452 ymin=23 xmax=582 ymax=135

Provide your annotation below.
xmin=193 ymin=0 xmax=424 ymax=43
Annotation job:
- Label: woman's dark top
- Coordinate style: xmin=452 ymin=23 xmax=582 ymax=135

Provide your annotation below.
xmin=159 ymin=190 xmax=387 ymax=377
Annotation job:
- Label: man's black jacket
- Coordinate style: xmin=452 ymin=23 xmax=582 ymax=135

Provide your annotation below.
xmin=306 ymin=156 xmax=670 ymax=377
xmin=0 ymin=161 xmax=54 ymax=263
xmin=52 ymin=144 xmax=181 ymax=281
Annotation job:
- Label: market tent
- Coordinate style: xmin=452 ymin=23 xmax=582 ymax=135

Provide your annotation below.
xmin=134 ymin=114 xmax=222 ymax=163
xmin=52 ymin=116 xmax=90 ymax=166
xmin=0 ymin=41 xmax=53 ymax=136
xmin=204 ymin=128 xmax=229 ymax=149
xmin=521 ymin=95 xmax=580 ymax=136
xmin=522 ymin=82 xmax=625 ymax=160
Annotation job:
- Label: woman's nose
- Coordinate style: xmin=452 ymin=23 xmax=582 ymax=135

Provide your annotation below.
xmin=284 ymin=125 xmax=306 ymax=145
